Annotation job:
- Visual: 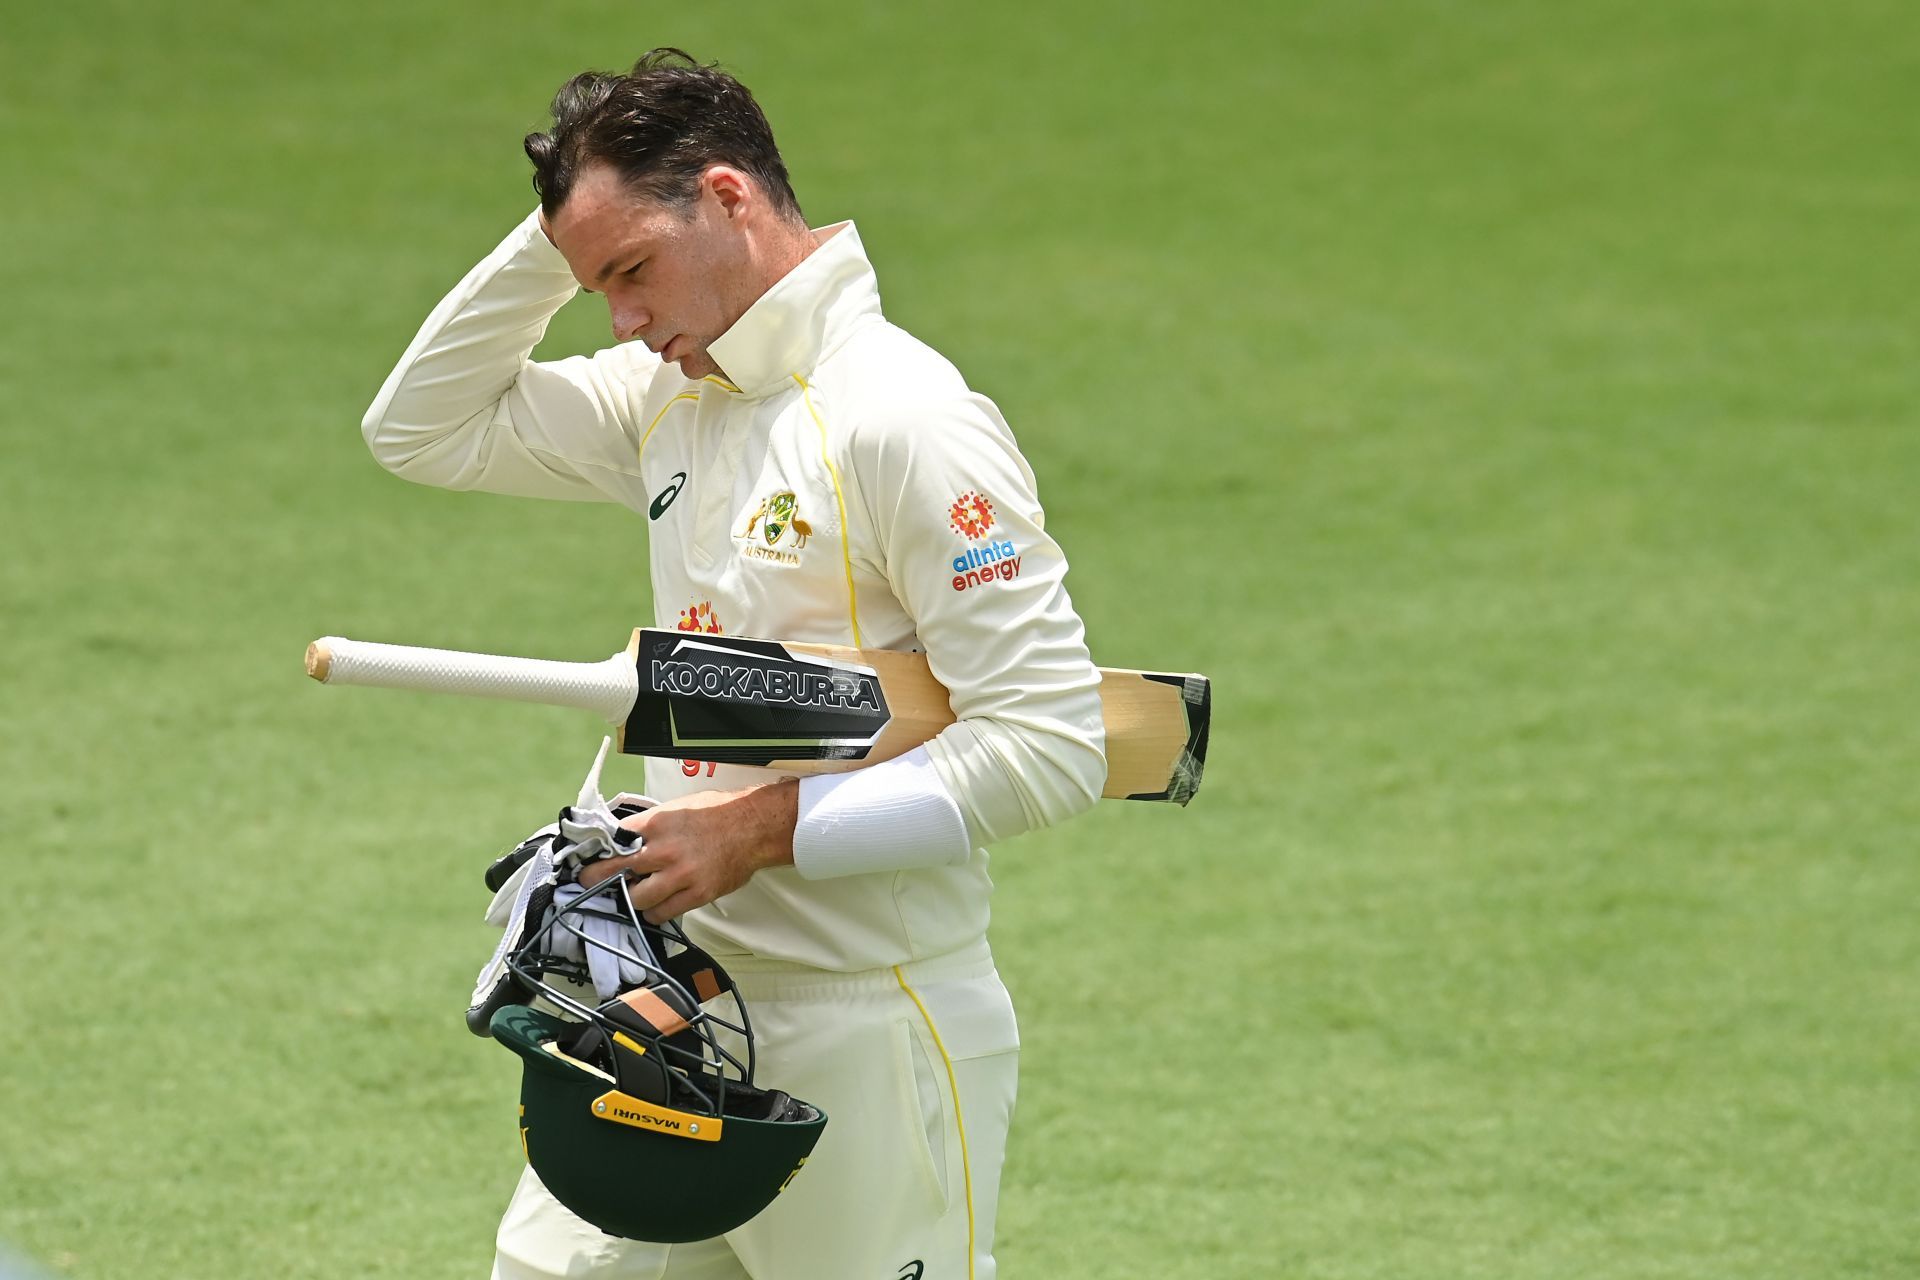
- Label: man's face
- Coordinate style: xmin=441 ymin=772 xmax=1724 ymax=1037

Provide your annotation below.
xmin=546 ymin=162 xmax=759 ymax=381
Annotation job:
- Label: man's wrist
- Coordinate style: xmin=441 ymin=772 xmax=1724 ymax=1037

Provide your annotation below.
xmin=742 ymin=778 xmax=798 ymax=870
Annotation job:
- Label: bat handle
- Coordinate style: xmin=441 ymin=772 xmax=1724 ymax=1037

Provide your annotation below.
xmin=306 ymin=636 xmax=637 ymax=723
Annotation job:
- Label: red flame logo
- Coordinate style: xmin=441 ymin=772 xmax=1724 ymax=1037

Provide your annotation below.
xmin=948 ymin=491 xmax=996 ymax=541
xmin=677 ymin=602 xmax=723 ymax=634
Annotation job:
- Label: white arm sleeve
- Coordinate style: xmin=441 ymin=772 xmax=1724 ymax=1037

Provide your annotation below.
xmin=847 ymin=392 xmax=1108 ymax=847
xmin=791 ymin=746 xmax=971 ymax=879
xmin=361 ymin=210 xmax=661 ymax=500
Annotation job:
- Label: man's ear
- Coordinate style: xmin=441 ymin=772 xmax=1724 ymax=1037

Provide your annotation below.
xmin=705 ymin=165 xmax=753 ymax=219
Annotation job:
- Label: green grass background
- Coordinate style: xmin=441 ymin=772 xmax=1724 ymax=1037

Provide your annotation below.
xmin=3 ymin=1 xmax=1916 ymax=1276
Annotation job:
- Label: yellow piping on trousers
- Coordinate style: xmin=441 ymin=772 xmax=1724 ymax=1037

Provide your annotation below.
xmin=893 ymin=966 xmax=977 ymax=1280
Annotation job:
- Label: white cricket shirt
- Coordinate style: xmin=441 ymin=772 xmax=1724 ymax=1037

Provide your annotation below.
xmin=364 ymin=213 xmax=1105 ymax=970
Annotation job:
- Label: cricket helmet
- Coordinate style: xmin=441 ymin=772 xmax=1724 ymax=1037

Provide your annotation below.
xmin=488 ymin=870 xmax=826 ymax=1242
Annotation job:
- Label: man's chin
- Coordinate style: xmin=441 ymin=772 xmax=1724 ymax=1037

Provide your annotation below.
xmin=672 ymin=349 xmax=722 ymax=380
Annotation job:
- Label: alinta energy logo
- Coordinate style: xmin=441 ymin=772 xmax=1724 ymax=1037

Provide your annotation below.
xmin=738 ymin=488 xmax=812 ymax=567
xmin=947 ymin=489 xmax=1021 ymax=593
xmin=677 ymin=602 xmax=723 ymax=634
xmin=949 ymin=490 xmax=995 ymax=539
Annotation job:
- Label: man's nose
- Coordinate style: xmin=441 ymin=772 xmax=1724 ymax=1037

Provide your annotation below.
xmin=609 ymin=299 xmax=651 ymax=344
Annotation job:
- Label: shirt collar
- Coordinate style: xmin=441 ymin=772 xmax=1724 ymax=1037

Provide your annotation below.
xmin=706 ymin=222 xmax=882 ymax=398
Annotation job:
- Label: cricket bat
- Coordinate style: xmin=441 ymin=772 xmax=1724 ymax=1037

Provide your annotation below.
xmin=305 ymin=630 xmax=1209 ymax=804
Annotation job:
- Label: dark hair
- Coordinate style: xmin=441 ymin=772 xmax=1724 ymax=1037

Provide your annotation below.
xmin=524 ymin=49 xmax=802 ymax=221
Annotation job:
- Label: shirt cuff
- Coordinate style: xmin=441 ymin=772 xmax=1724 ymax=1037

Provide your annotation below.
xmin=515 ymin=206 xmax=572 ymax=271
xmin=791 ymin=746 xmax=972 ymax=880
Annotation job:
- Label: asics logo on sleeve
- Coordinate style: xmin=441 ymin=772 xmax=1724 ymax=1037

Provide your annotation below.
xmin=650 ymin=472 xmax=688 ymax=520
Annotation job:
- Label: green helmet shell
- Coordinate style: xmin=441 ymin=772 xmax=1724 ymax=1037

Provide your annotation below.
xmin=493 ymin=1006 xmax=827 ymax=1243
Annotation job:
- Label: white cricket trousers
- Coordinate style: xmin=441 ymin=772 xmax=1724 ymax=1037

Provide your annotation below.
xmin=491 ymin=938 xmax=1019 ymax=1280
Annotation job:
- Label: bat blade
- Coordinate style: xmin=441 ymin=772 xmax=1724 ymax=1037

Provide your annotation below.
xmin=307 ymin=629 xmax=1209 ymax=804
xmin=1101 ymin=670 xmax=1211 ymax=805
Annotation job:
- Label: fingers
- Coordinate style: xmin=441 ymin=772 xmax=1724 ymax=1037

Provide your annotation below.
xmin=622 ymin=865 xmax=676 ymax=914
xmin=574 ymin=845 xmax=693 ymax=920
xmin=589 ymin=795 xmax=757 ymax=923
xmin=576 ymin=852 xmax=649 ymax=889
xmin=576 ymin=858 xmax=613 ymax=888
xmin=577 ymin=857 xmax=700 ymax=924
xmin=643 ymin=887 xmax=709 ymax=926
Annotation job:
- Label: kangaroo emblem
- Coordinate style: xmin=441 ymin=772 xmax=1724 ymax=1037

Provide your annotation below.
xmin=741 ymin=490 xmax=813 ymax=548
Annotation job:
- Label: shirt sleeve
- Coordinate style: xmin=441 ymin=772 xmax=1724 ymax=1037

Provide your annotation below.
xmin=791 ymin=745 xmax=971 ymax=879
xmin=361 ymin=210 xmax=660 ymax=500
xmin=846 ymin=392 xmax=1108 ymax=846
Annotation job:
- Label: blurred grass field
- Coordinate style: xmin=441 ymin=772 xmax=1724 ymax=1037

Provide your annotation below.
xmin=3 ymin=1 xmax=1916 ymax=1276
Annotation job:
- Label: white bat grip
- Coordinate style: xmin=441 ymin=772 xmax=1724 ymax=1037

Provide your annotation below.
xmin=307 ymin=637 xmax=637 ymax=723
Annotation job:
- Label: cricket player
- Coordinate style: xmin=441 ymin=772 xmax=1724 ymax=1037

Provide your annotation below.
xmin=362 ymin=50 xmax=1106 ymax=1278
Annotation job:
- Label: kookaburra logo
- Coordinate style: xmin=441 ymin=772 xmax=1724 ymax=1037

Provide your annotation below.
xmin=651 ymin=658 xmax=882 ymax=712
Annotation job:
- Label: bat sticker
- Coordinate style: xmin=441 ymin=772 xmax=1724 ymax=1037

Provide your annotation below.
xmin=625 ymin=634 xmax=895 ymax=764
